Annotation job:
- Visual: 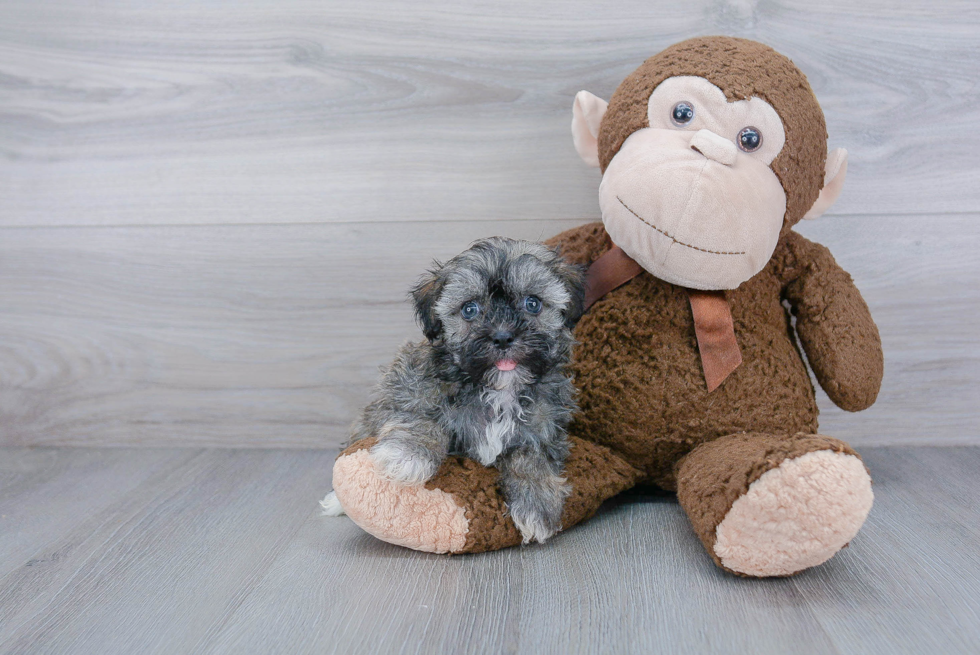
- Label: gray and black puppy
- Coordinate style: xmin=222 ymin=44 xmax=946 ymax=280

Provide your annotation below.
xmin=327 ymin=237 xmax=585 ymax=544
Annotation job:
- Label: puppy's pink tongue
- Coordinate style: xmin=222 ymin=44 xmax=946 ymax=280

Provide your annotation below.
xmin=495 ymin=359 xmax=517 ymax=371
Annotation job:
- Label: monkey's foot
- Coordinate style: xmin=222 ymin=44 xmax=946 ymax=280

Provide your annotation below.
xmin=331 ymin=440 xmax=471 ymax=553
xmin=678 ymin=433 xmax=874 ymax=577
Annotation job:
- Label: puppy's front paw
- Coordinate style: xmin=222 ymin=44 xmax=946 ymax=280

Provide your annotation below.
xmin=507 ymin=477 xmax=570 ymax=545
xmin=510 ymin=506 xmax=559 ymax=545
xmin=370 ymin=437 xmax=442 ymax=486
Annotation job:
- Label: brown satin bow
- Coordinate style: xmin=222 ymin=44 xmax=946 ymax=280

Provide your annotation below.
xmin=584 ymin=245 xmax=742 ymax=392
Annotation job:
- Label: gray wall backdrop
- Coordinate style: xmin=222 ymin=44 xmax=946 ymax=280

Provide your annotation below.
xmin=1 ymin=0 xmax=977 ymax=447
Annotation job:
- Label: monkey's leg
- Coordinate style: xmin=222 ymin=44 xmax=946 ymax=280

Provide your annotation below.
xmin=327 ymin=436 xmax=643 ymax=554
xmin=676 ymin=432 xmax=874 ymax=577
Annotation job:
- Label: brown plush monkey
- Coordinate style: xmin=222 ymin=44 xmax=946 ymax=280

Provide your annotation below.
xmin=328 ymin=37 xmax=883 ymax=577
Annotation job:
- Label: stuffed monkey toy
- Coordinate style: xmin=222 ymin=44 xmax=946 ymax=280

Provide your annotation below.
xmin=328 ymin=36 xmax=883 ymax=577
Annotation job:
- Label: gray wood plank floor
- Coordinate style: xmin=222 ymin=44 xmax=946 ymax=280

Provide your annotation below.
xmin=1 ymin=446 xmax=978 ymax=654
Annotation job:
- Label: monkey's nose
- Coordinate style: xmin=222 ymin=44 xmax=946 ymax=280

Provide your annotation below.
xmin=690 ymin=129 xmax=738 ymax=166
xmin=491 ymin=330 xmax=515 ymax=348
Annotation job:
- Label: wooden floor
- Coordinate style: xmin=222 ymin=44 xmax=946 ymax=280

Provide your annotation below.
xmin=1 ymin=445 xmax=977 ymax=654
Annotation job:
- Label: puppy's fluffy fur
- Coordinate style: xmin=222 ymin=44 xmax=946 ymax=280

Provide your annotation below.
xmin=325 ymin=237 xmax=585 ymax=544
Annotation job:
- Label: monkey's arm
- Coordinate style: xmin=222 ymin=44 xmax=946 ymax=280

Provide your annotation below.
xmin=781 ymin=232 xmax=883 ymax=412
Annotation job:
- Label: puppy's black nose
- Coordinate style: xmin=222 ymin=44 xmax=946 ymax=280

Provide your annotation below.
xmin=491 ymin=330 xmax=515 ymax=348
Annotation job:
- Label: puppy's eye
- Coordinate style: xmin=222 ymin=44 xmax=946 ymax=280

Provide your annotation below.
xmin=523 ymin=296 xmax=542 ymax=315
xmin=460 ymin=301 xmax=480 ymax=321
xmin=671 ymin=101 xmax=695 ymax=126
xmin=737 ymin=126 xmax=762 ymax=152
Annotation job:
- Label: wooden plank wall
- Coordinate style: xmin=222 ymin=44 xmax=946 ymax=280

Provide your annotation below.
xmin=1 ymin=0 xmax=977 ymax=447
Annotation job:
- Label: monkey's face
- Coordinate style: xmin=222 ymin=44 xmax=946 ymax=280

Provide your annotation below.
xmin=571 ymin=37 xmax=848 ymax=291
xmin=600 ymin=77 xmax=787 ymax=290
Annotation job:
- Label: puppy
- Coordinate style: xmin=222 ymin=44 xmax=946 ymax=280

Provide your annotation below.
xmin=322 ymin=237 xmax=585 ymax=544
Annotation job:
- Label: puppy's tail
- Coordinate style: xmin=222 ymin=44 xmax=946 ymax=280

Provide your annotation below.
xmin=319 ymin=490 xmax=346 ymax=517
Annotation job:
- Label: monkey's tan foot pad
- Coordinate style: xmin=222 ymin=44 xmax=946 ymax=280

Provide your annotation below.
xmin=331 ymin=449 xmax=469 ymax=554
xmin=713 ymin=450 xmax=874 ymax=577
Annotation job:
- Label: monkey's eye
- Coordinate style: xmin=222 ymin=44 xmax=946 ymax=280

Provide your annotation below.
xmin=523 ymin=296 xmax=542 ymax=315
xmin=671 ymin=101 xmax=695 ymax=126
xmin=460 ymin=301 xmax=481 ymax=321
xmin=737 ymin=126 xmax=763 ymax=152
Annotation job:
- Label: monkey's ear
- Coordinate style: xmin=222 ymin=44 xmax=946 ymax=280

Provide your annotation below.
xmin=572 ymin=91 xmax=608 ymax=168
xmin=411 ymin=265 xmax=447 ymax=341
xmin=803 ymin=148 xmax=848 ymax=220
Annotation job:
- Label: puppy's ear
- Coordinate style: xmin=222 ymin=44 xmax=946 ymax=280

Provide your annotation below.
xmin=553 ymin=256 xmax=586 ymax=329
xmin=411 ymin=263 xmax=447 ymax=341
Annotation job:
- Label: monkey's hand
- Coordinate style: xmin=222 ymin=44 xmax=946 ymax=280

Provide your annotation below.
xmin=370 ymin=421 xmax=448 ymax=486
xmin=782 ymin=232 xmax=884 ymax=412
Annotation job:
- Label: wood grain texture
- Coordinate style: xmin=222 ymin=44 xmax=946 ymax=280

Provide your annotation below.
xmin=1 ymin=0 xmax=979 ymax=227
xmin=1 ymin=0 xmax=977 ymax=449
xmin=0 ymin=448 xmax=336 ymax=655
xmin=0 ymin=446 xmax=977 ymax=654
xmin=0 ymin=448 xmax=199 ymax=579
xmin=0 ymin=215 xmax=975 ymax=448
xmin=0 ymin=218 xmax=576 ymax=447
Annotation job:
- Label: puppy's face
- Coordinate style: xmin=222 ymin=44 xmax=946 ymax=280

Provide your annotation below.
xmin=413 ymin=238 xmax=585 ymax=386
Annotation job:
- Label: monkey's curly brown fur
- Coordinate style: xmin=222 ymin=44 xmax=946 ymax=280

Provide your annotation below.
xmin=545 ymin=222 xmax=882 ymax=491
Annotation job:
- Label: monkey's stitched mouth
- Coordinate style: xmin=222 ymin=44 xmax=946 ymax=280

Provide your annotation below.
xmin=616 ymin=196 xmax=746 ymax=256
